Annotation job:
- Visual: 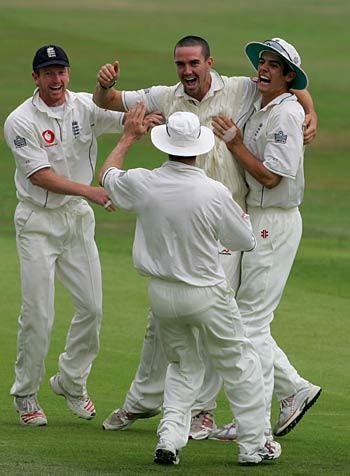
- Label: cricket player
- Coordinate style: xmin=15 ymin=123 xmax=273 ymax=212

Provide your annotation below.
xmin=99 ymin=104 xmax=281 ymax=465
xmin=4 ymin=44 xmax=124 ymax=426
xmin=93 ymin=35 xmax=320 ymax=438
xmin=212 ymin=37 xmax=321 ymax=437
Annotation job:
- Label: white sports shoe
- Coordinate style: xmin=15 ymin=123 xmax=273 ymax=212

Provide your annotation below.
xmin=209 ymin=421 xmax=237 ymax=441
xmin=189 ymin=411 xmax=216 ymax=440
xmin=210 ymin=422 xmax=274 ymax=442
xmin=274 ymin=383 xmax=322 ymax=436
xmin=49 ymin=374 xmax=96 ymax=420
xmin=102 ymin=407 xmax=161 ymax=430
xmin=14 ymin=395 xmax=47 ymax=427
xmin=154 ymin=439 xmax=180 ymax=465
xmin=239 ymin=439 xmax=282 ymax=465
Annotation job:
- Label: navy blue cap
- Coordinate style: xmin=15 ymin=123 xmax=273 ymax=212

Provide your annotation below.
xmin=33 ymin=45 xmax=70 ymax=71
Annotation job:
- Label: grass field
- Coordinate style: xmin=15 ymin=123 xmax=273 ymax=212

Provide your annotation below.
xmin=0 ymin=1 xmax=349 ymax=474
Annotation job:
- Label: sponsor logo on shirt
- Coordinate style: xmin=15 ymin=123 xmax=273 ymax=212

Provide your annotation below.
xmin=14 ymin=136 xmax=27 ymax=148
xmin=274 ymin=130 xmax=287 ymax=144
xmin=219 ymin=248 xmax=232 ymax=255
xmin=42 ymin=129 xmax=56 ymax=145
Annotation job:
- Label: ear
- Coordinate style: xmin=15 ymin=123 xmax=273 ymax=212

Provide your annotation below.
xmin=207 ymin=56 xmax=214 ymax=68
xmin=286 ymin=70 xmax=297 ymax=85
xmin=32 ymin=71 xmax=39 ymax=86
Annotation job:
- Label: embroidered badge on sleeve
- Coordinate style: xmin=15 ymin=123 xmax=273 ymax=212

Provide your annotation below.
xmin=14 ymin=136 xmax=27 ymax=148
xmin=274 ymin=131 xmax=287 ymax=144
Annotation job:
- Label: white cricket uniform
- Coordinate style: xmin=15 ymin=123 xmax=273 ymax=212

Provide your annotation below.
xmin=117 ymin=76 xmax=308 ymax=418
xmin=103 ymin=160 xmax=266 ymax=455
xmin=236 ymin=92 xmax=308 ymax=429
xmin=4 ymin=89 xmax=124 ymax=397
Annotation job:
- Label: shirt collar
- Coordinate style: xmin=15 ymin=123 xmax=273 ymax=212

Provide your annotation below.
xmin=163 ymin=160 xmax=206 ymax=174
xmin=173 ymin=70 xmax=225 ymax=104
xmin=255 ymin=92 xmax=296 ymax=112
xmin=32 ymin=88 xmax=74 ymax=117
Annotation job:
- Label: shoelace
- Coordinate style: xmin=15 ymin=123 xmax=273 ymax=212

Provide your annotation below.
xmin=22 ymin=397 xmax=40 ymax=412
xmin=281 ymin=395 xmax=294 ymax=408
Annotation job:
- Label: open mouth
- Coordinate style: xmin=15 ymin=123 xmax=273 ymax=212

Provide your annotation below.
xmin=259 ymin=75 xmax=271 ymax=84
xmin=183 ymin=76 xmax=198 ymax=87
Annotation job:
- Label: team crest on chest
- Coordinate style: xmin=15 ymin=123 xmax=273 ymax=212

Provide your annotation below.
xmin=260 ymin=229 xmax=269 ymax=239
xmin=72 ymin=120 xmax=80 ymax=137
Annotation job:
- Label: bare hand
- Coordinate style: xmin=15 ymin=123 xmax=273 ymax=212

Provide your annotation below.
xmin=212 ymin=116 xmax=243 ymax=147
xmin=123 ymin=102 xmax=149 ymax=140
xmin=303 ymin=111 xmax=317 ymax=144
xmin=86 ymin=186 xmax=116 ymax=211
xmin=144 ymin=111 xmax=165 ymax=128
xmin=97 ymin=61 xmax=120 ymax=89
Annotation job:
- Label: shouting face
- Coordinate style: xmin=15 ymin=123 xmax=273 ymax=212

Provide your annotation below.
xmin=32 ymin=65 xmax=70 ymax=106
xmin=174 ymin=45 xmax=213 ymax=102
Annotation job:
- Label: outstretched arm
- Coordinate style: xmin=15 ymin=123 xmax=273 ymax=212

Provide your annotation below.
xmin=93 ymin=60 xmax=125 ymax=111
xmin=99 ymin=103 xmax=149 ymax=183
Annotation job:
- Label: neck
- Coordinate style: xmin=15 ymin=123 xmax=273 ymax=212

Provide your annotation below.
xmin=261 ymin=87 xmax=289 ymax=108
xmin=169 ymin=155 xmax=196 ymax=166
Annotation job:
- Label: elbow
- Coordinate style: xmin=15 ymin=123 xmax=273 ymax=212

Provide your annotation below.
xmin=261 ymin=175 xmax=281 ymax=189
xmin=93 ymin=93 xmax=105 ymax=108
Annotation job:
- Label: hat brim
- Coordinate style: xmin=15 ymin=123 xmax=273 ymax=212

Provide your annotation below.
xmin=245 ymin=41 xmax=308 ymax=90
xmin=34 ymin=60 xmax=70 ymax=70
xmin=151 ymin=124 xmax=215 ymax=157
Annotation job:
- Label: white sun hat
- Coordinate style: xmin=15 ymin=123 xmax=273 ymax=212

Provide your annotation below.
xmin=245 ymin=37 xmax=308 ymax=89
xmin=151 ymin=111 xmax=215 ymax=157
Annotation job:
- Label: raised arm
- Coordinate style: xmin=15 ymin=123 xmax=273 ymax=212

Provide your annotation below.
xmin=93 ymin=60 xmax=126 ymax=111
xmin=99 ymin=103 xmax=149 ymax=183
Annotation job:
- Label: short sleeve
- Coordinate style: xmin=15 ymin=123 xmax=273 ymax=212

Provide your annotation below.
xmin=102 ymin=167 xmax=151 ymax=211
xmin=263 ymin=104 xmax=304 ymax=179
xmin=4 ymin=114 xmax=51 ymax=178
xmin=122 ymin=85 xmax=169 ymax=112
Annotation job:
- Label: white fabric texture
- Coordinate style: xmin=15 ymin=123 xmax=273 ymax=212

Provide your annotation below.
xmin=243 ymin=93 xmax=305 ymax=209
xmin=4 ymin=89 xmax=124 ymax=209
xmin=103 ymin=161 xmax=256 ymax=286
xmin=11 ymin=199 xmax=102 ymax=396
xmin=237 ymin=206 xmax=302 ymax=429
xmin=5 ymin=89 xmax=123 ymax=398
xmin=149 ymin=279 xmax=265 ymax=455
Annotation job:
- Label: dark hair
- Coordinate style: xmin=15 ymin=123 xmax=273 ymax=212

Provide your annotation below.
xmin=174 ymin=36 xmax=211 ymax=60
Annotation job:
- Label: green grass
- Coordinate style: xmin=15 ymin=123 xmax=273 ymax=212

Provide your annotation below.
xmin=1 ymin=0 xmax=350 ymax=474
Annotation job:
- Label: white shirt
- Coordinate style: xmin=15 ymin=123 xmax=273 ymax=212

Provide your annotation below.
xmin=244 ymin=93 xmax=305 ymax=209
xmin=102 ymin=161 xmax=256 ymax=286
xmin=122 ymin=71 xmax=257 ymax=129
xmin=4 ymin=89 xmax=124 ymax=209
xmin=121 ymin=72 xmax=260 ymax=209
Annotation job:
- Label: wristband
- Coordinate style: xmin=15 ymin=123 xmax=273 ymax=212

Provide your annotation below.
xmin=99 ymin=80 xmax=116 ymax=90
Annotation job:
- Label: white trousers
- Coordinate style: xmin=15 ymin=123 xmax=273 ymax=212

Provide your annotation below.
xmin=148 ymin=279 xmax=265 ymax=455
xmin=237 ymin=206 xmax=307 ymax=429
xmin=122 ymin=242 xmax=308 ymax=415
xmin=11 ymin=199 xmax=102 ymax=397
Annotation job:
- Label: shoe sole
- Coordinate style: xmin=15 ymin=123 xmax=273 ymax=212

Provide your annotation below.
xmin=154 ymin=449 xmax=179 ymax=465
xmin=102 ymin=408 xmax=161 ymax=430
xmin=274 ymin=386 xmax=322 ymax=437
